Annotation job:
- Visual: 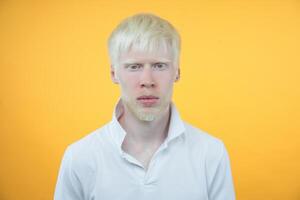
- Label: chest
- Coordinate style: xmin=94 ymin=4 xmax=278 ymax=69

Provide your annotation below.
xmin=128 ymin=148 xmax=157 ymax=170
xmin=88 ymin=144 xmax=208 ymax=200
xmin=122 ymin=141 xmax=162 ymax=170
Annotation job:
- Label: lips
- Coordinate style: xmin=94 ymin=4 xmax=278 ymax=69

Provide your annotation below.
xmin=137 ymin=95 xmax=159 ymax=100
xmin=137 ymin=95 xmax=159 ymax=106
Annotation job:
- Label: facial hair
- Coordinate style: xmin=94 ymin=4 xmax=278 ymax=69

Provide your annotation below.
xmin=121 ymin=94 xmax=171 ymax=122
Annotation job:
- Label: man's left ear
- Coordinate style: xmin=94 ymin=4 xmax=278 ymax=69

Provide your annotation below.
xmin=175 ymin=68 xmax=180 ymax=82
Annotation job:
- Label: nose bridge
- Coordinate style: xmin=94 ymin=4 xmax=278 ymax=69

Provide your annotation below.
xmin=140 ymin=64 xmax=155 ymax=87
xmin=141 ymin=64 xmax=153 ymax=78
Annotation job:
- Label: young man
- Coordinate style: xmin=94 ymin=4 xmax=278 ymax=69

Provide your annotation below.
xmin=54 ymin=13 xmax=236 ymax=200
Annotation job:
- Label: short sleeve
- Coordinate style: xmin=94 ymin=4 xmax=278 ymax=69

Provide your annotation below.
xmin=208 ymin=143 xmax=236 ymax=200
xmin=54 ymin=147 xmax=84 ymax=200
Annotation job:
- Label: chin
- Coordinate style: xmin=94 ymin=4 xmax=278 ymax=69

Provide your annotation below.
xmin=132 ymin=107 xmax=158 ymax=121
xmin=137 ymin=113 xmax=156 ymax=122
xmin=122 ymin=97 xmax=169 ymax=122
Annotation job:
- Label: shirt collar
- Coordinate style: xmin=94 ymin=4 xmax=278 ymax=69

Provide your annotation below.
xmin=108 ymin=99 xmax=186 ymax=152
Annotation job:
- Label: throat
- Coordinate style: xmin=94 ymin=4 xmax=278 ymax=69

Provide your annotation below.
xmin=121 ymin=137 xmax=163 ymax=170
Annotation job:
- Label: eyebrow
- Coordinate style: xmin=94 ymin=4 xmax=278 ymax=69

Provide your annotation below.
xmin=122 ymin=59 xmax=172 ymax=65
xmin=122 ymin=62 xmax=171 ymax=68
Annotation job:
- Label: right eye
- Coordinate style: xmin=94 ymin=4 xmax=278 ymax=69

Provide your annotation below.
xmin=126 ymin=64 xmax=142 ymax=71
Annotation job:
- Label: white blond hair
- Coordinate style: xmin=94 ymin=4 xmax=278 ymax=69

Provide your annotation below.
xmin=107 ymin=13 xmax=181 ymax=68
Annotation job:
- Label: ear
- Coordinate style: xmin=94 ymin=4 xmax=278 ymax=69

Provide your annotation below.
xmin=175 ymin=68 xmax=180 ymax=82
xmin=110 ymin=65 xmax=119 ymax=84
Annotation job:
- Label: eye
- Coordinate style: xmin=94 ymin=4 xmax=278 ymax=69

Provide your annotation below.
xmin=126 ymin=64 xmax=142 ymax=71
xmin=153 ymin=63 xmax=168 ymax=70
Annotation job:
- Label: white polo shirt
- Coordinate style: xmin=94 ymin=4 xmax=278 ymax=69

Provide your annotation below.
xmin=54 ymin=101 xmax=235 ymax=200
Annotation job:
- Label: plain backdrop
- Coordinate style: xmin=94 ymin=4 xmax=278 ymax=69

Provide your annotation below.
xmin=0 ymin=1 xmax=299 ymax=199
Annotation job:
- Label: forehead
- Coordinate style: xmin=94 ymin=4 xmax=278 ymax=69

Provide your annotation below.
xmin=119 ymin=48 xmax=173 ymax=63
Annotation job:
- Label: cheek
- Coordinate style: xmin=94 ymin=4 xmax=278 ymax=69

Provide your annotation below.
xmin=158 ymin=69 xmax=176 ymax=81
xmin=119 ymin=77 xmax=138 ymax=94
xmin=160 ymin=80 xmax=174 ymax=95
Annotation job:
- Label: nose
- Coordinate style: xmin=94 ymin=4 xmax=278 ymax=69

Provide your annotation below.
xmin=140 ymin=67 xmax=155 ymax=88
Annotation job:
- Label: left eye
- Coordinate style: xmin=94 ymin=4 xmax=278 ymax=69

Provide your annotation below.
xmin=153 ymin=63 xmax=167 ymax=70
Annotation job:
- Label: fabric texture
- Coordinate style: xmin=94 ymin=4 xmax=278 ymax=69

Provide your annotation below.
xmin=54 ymin=101 xmax=236 ymax=200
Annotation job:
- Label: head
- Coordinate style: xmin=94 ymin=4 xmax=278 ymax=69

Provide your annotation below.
xmin=108 ymin=13 xmax=181 ymax=122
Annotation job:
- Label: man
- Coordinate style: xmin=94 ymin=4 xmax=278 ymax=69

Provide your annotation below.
xmin=54 ymin=13 xmax=235 ymax=200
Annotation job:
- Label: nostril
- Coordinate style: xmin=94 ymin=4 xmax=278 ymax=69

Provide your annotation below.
xmin=140 ymin=82 xmax=155 ymax=88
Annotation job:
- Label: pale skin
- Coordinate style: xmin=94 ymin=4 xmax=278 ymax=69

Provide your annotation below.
xmin=110 ymin=48 xmax=180 ymax=170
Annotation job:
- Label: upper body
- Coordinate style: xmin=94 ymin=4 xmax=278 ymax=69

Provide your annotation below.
xmin=54 ymin=13 xmax=236 ymax=200
xmin=54 ymin=100 xmax=235 ymax=200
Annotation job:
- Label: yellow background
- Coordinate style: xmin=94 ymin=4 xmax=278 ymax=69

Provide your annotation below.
xmin=1 ymin=0 xmax=299 ymax=199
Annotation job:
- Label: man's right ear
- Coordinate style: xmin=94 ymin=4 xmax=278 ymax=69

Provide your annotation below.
xmin=110 ymin=65 xmax=119 ymax=84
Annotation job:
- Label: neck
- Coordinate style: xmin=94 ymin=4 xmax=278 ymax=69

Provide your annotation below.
xmin=118 ymin=103 xmax=171 ymax=146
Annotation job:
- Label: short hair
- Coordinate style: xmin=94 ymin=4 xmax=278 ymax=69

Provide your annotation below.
xmin=108 ymin=13 xmax=181 ymax=68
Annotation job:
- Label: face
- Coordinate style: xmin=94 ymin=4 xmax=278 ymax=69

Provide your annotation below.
xmin=111 ymin=48 xmax=179 ymax=122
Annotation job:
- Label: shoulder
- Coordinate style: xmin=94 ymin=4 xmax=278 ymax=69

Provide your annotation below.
xmin=63 ymin=124 xmax=110 ymax=174
xmin=55 ymin=124 xmax=110 ymax=199
xmin=68 ymin=124 xmax=107 ymax=153
xmin=183 ymin=122 xmax=224 ymax=150
xmin=183 ymin=122 xmax=226 ymax=165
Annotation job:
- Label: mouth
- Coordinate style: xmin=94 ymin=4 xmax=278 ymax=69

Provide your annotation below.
xmin=137 ymin=95 xmax=159 ymax=107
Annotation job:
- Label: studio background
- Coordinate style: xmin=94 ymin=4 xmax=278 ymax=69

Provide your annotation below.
xmin=0 ymin=1 xmax=299 ymax=199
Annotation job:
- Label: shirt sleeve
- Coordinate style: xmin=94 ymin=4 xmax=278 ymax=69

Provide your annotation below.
xmin=208 ymin=142 xmax=236 ymax=200
xmin=54 ymin=146 xmax=84 ymax=200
